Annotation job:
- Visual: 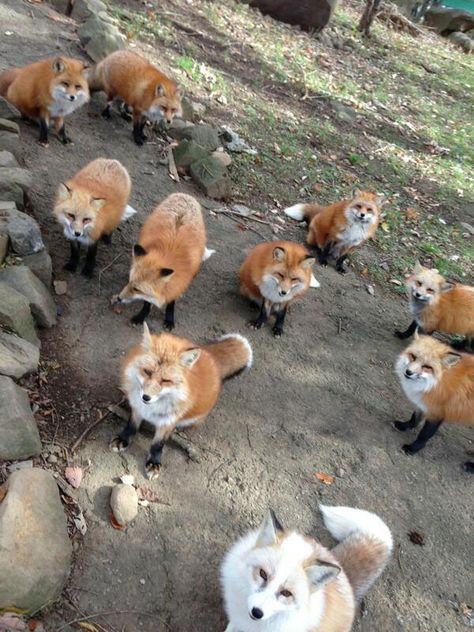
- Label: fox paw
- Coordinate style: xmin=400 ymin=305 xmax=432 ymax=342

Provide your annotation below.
xmin=336 ymin=266 xmax=347 ymax=274
xmin=63 ymin=261 xmax=78 ymax=273
xmin=248 ymin=319 xmax=264 ymax=330
xmin=60 ymin=135 xmax=73 ymax=145
xmin=145 ymin=461 xmax=161 ymax=480
xmin=38 ymin=140 xmax=49 ymax=148
xmin=110 ymin=437 xmax=128 ymax=452
xmin=402 ymin=443 xmax=418 ymax=455
xmin=393 ymin=420 xmax=412 ymax=432
xmin=463 ymin=461 xmax=474 ymax=473
xmin=81 ymin=266 xmax=94 ymax=278
xmin=131 ymin=314 xmax=146 ymax=326
xmin=272 ymin=326 xmax=284 ymax=337
xmin=163 ymin=321 xmax=175 ymax=332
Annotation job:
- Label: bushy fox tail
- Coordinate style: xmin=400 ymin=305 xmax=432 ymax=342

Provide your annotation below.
xmin=205 ymin=334 xmax=253 ymax=381
xmin=85 ymin=63 xmax=104 ymax=93
xmin=0 ymin=68 xmax=19 ymax=97
xmin=283 ymin=203 xmax=323 ymax=223
xmin=320 ymin=505 xmax=393 ymax=602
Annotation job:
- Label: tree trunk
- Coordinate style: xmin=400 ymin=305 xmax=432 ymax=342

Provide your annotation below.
xmin=358 ymin=0 xmax=383 ymax=36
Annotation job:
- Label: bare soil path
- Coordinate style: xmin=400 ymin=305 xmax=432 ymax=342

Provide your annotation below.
xmin=0 ymin=1 xmax=472 ymax=631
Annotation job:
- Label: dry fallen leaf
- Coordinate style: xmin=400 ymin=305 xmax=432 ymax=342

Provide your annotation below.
xmin=64 ymin=465 xmax=83 ymax=489
xmin=314 ymin=472 xmax=335 ymax=485
xmin=408 ymin=530 xmax=425 ymax=546
xmin=0 ymin=484 xmax=8 ymax=503
xmin=73 ymin=511 xmax=87 ymax=535
xmin=405 ymin=207 xmax=420 ymax=222
xmin=110 ymin=512 xmax=124 ymax=530
xmin=0 ymin=613 xmax=26 ymax=631
xmin=77 ymin=623 xmax=99 ymax=632
xmin=137 ymin=485 xmax=161 ymax=503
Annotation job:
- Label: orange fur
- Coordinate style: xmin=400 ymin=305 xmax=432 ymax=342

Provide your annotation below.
xmin=53 ymin=158 xmax=131 ymax=242
xmin=118 ymin=193 xmax=206 ymax=308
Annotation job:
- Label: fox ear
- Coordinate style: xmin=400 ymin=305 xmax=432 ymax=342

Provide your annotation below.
xmin=442 ymin=352 xmax=461 ymax=368
xmin=142 ymin=322 xmax=152 ymax=350
xmin=413 ymin=260 xmax=424 ymax=274
xmin=375 ymin=194 xmax=386 ymax=207
xmin=52 ymin=57 xmax=65 ymax=74
xmin=441 ymin=281 xmax=454 ymax=293
xmin=256 ymin=510 xmax=283 ymax=547
xmin=156 ymin=84 xmax=165 ymax=97
xmin=272 ymin=247 xmax=286 ymax=263
xmin=180 ymin=348 xmax=201 ymax=368
xmin=91 ymin=198 xmax=105 ymax=211
xmin=175 ymin=85 xmax=184 ymax=98
xmin=56 ymin=183 xmax=71 ymax=201
xmin=351 ymin=188 xmax=362 ymax=199
xmin=306 ymin=560 xmax=340 ymax=590
xmin=301 ymin=256 xmax=315 ymax=270
xmin=133 ymin=244 xmax=147 ymax=257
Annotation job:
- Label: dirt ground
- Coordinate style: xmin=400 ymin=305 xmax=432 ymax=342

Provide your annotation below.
xmin=1 ymin=1 xmax=473 ymax=631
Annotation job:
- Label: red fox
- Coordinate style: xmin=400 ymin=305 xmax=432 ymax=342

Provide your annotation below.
xmin=114 ymin=193 xmax=213 ymax=330
xmin=0 ymin=57 xmax=89 ymax=145
xmin=53 ymin=158 xmax=135 ymax=277
xmin=87 ymin=50 xmax=182 ymax=145
xmin=394 ymin=333 xmax=474 ymax=471
xmin=221 ymin=505 xmax=392 ymax=632
xmin=112 ymin=324 xmax=252 ymax=479
xmin=239 ymin=241 xmax=316 ymax=337
xmin=395 ymin=262 xmax=474 ymax=348
xmin=283 ymin=191 xmax=381 ymax=273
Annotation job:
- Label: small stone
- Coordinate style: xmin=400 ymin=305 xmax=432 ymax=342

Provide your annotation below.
xmin=110 ymin=483 xmax=138 ymax=526
xmin=139 ymin=578 xmax=146 ymax=585
xmin=0 ymin=151 xmax=18 ymax=167
xmin=366 ymin=284 xmax=375 ymax=296
xmin=0 ymin=266 xmax=56 ymax=328
xmin=0 ymin=376 xmax=41 ymax=460
xmin=7 ymin=460 xmax=33 ymax=472
xmin=211 ymin=150 xmax=232 ymax=167
xmin=336 ymin=467 xmax=345 ymax=477
xmin=231 ymin=204 xmax=251 ymax=217
xmin=0 ymin=98 xmax=21 ymax=121
xmin=190 ymin=156 xmax=231 ymax=200
xmin=0 ymin=131 xmax=19 ymax=155
xmin=0 ymin=468 xmax=72 ymax=613
xmin=460 ymin=221 xmax=474 ymax=235
xmin=0 ymin=204 xmax=44 ymax=255
xmin=47 ymin=454 xmax=58 ymax=464
xmin=0 ymin=120 xmax=20 ymax=134
xmin=21 ymin=250 xmax=52 ymax=287
xmin=0 ymin=283 xmax=39 ymax=347
xmin=0 ymin=330 xmax=39 ymax=378
xmin=0 ymin=168 xmax=33 ymax=210
xmin=72 ymin=0 xmax=107 ymax=19
xmin=182 ymin=124 xmax=220 ymax=152
xmin=53 ymin=280 xmax=68 ymax=296
xmin=331 ymin=101 xmax=357 ymax=124
xmin=181 ymin=97 xmax=206 ymax=121
xmin=172 ymin=140 xmax=208 ymax=169
xmin=78 ymin=15 xmax=125 ymax=62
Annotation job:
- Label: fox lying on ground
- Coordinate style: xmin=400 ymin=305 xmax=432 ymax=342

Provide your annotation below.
xmin=0 ymin=56 xmax=89 ymax=145
xmin=394 ymin=333 xmax=474 ymax=471
xmin=221 ymin=505 xmax=392 ymax=632
xmin=53 ymin=158 xmax=135 ymax=277
xmin=112 ymin=324 xmax=252 ymax=479
xmin=395 ymin=262 xmax=474 ymax=349
xmin=284 ymin=191 xmax=381 ymax=273
xmin=87 ymin=50 xmax=182 ymax=145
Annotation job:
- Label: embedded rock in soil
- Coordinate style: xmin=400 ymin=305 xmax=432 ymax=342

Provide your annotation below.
xmin=0 ymin=283 xmax=39 ymax=346
xmin=0 ymin=97 xmax=21 ymax=121
xmin=21 ymin=249 xmax=53 ymax=287
xmin=0 ymin=331 xmax=39 ymax=378
xmin=0 ymin=167 xmax=32 ymax=210
xmin=0 ymin=376 xmax=41 ymax=460
xmin=0 ymin=203 xmax=44 ymax=255
xmin=110 ymin=483 xmax=138 ymax=526
xmin=0 ymin=468 xmax=72 ymax=613
xmin=190 ymin=156 xmax=231 ymax=199
xmin=78 ymin=15 xmax=125 ymax=62
xmin=0 ymin=266 xmax=56 ymax=328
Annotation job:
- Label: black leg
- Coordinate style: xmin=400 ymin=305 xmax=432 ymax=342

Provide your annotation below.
xmin=38 ymin=118 xmax=49 ymax=145
xmin=101 ymin=102 xmax=112 ymax=119
xmin=58 ymin=123 xmax=72 ymax=145
xmin=64 ymin=240 xmax=80 ymax=272
xmin=463 ymin=462 xmax=474 ymax=473
xmin=249 ymin=301 xmax=269 ymax=330
xmin=395 ymin=320 xmax=417 ymax=340
xmin=101 ymin=232 xmax=112 ymax=245
xmin=164 ymin=301 xmax=175 ymax=331
xmin=119 ymin=101 xmax=133 ymax=121
xmin=110 ymin=413 xmax=141 ymax=452
xmin=272 ymin=306 xmax=288 ymax=337
xmin=131 ymin=301 xmax=151 ymax=325
xmin=81 ymin=241 xmax=98 ymax=277
xmin=315 ymin=242 xmax=333 ymax=266
xmin=133 ymin=118 xmax=147 ymax=145
xmin=145 ymin=438 xmax=165 ymax=479
xmin=394 ymin=410 xmax=421 ymax=432
xmin=335 ymin=253 xmax=348 ymax=274
xmin=403 ymin=420 xmax=443 ymax=454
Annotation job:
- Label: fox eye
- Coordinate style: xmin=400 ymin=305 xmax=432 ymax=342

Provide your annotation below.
xmin=67 ymin=213 xmax=75 ymax=220
xmin=280 ymin=589 xmax=293 ymax=598
xmin=75 ymin=84 xmax=82 ymax=90
xmin=61 ymin=81 xmax=69 ymax=87
xmin=426 ymin=288 xmax=434 ymax=294
xmin=144 ymin=369 xmax=153 ymax=377
xmin=408 ymin=353 xmax=416 ymax=362
xmin=354 ymin=204 xmax=362 ymax=210
xmin=259 ymin=569 xmax=268 ymax=581
xmin=275 ymin=272 xmax=284 ymax=280
xmin=415 ymin=281 xmax=422 ymax=287
xmin=133 ymin=286 xmax=141 ymax=293
xmin=161 ymin=379 xmax=172 ymax=385
xmin=422 ymin=365 xmax=433 ymax=372
xmin=83 ymin=218 xmax=92 ymax=224
xmin=291 ymin=277 xmax=301 ymax=283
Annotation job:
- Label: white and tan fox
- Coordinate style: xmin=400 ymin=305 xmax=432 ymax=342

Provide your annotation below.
xmin=53 ymin=158 xmax=135 ymax=277
xmin=221 ymin=505 xmax=392 ymax=632
xmin=395 ymin=261 xmax=474 ymax=347
xmin=112 ymin=324 xmax=252 ymax=479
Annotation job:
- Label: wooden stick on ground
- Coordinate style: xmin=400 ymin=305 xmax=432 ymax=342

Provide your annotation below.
xmin=70 ymin=399 xmax=126 ymax=453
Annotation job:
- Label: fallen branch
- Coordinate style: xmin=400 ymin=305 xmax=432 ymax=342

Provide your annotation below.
xmin=216 ymin=210 xmax=268 ymax=240
xmin=70 ymin=399 xmax=125 ymax=453
xmin=167 ymin=144 xmax=180 ymax=182
xmin=170 ymin=432 xmax=201 ymax=463
xmin=377 ymin=4 xmax=425 ymax=36
xmin=58 ymin=609 xmax=161 ymax=632
xmin=98 ymin=253 xmax=123 ymax=295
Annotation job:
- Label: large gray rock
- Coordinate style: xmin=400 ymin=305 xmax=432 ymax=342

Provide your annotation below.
xmin=0 ymin=203 xmax=44 ymax=255
xmin=0 ymin=150 xmax=19 ymax=167
xmin=78 ymin=15 xmax=125 ymax=62
xmin=110 ymin=483 xmax=138 ymax=526
xmin=190 ymin=156 xmax=231 ymax=199
xmin=447 ymin=31 xmax=474 ymax=53
xmin=0 ymin=131 xmax=19 ymax=157
xmin=0 ymin=468 xmax=72 ymax=613
xmin=0 ymin=233 xmax=8 ymax=263
xmin=182 ymin=124 xmax=220 ymax=152
xmin=0 ymin=283 xmax=39 ymax=347
xmin=0 ymin=97 xmax=21 ymax=121
xmin=247 ymin=0 xmax=340 ymax=32
xmin=0 ymin=331 xmax=39 ymax=378
xmin=0 ymin=168 xmax=33 ymax=210
xmin=21 ymin=249 xmax=53 ymax=287
xmin=0 ymin=267 xmax=56 ymax=328
xmin=173 ymin=139 xmax=209 ymax=169
xmin=0 ymin=376 xmax=41 ymax=460
xmin=424 ymin=5 xmax=474 ymax=33
xmin=73 ymin=0 xmax=107 ymax=19
xmin=0 ymin=120 xmax=20 ymax=134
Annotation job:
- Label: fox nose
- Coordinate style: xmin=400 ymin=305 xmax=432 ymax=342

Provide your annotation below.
xmin=68 ymin=94 xmax=76 ymax=101
xmin=142 ymin=394 xmax=151 ymax=403
xmin=74 ymin=230 xmax=81 ymax=237
xmin=360 ymin=212 xmax=365 ymax=218
xmin=415 ymin=291 xmax=421 ymax=298
xmin=279 ymin=289 xmax=288 ymax=296
xmin=405 ymin=369 xmax=414 ymax=377
xmin=250 ymin=608 xmax=263 ymax=620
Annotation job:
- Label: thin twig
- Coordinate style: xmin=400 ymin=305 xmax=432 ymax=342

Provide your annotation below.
xmin=70 ymin=400 xmax=125 ymax=453
xmin=170 ymin=432 xmax=201 ymax=463
xmin=397 ymin=543 xmax=403 ymax=570
xmin=98 ymin=253 xmax=123 ymax=295
xmin=337 ymin=318 xmax=342 ymax=335
xmin=167 ymin=145 xmax=180 ymax=183
xmin=58 ymin=609 xmax=159 ymax=632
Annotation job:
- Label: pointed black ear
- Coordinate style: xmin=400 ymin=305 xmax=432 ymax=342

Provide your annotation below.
xmin=269 ymin=509 xmax=284 ymax=533
xmin=160 ymin=268 xmax=174 ymax=277
xmin=133 ymin=244 xmax=147 ymax=257
xmin=52 ymin=57 xmax=65 ymax=74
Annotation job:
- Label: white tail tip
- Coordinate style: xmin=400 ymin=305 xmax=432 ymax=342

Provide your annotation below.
xmin=122 ymin=205 xmax=137 ymax=221
xmin=320 ymin=505 xmax=393 ymax=551
xmin=203 ymin=247 xmax=216 ymax=262
xmin=219 ymin=333 xmax=253 ymax=370
xmin=310 ymin=273 xmax=320 ymax=288
xmin=283 ymin=203 xmax=306 ymax=221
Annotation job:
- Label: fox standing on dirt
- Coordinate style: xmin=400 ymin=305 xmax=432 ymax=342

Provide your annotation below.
xmin=112 ymin=324 xmax=252 ymax=479
xmin=240 ymin=241 xmax=316 ymax=337
xmin=53 ymin=158 xmax=135 ymax=277
xmin=114 ymin=192 xmax=213 ymax=330
xmin=87 ymin=50 xmax=182 ymax=145
xmin=221 ymin=504 xmax=392 ymax=632
xmin=283 ymin=191 xmax=381 ymax=273
xmin=395 ymin=261 xmax=474 ymax=347
xmin=0 ymin=56 xmax=89 ymax=145
xmin=394 ymin=333 xmax=474 ymax=471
